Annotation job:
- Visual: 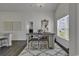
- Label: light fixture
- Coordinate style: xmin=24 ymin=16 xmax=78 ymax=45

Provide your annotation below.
xmin=36 ymin=3 xmax=46 ymax=7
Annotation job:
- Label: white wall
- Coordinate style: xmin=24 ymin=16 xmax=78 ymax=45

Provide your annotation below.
xmin=53 ymin=3 xmax=69 ymax=51
xmin=0 ymin=11 xmax=54 ymax=40
xmin=76 ymin=4 xmax=79 ymax=55
xmin=53 ymin=4 xmax=69 ymax=34
xmin=69 ymin=4 xmax=78 ymax=56
xmin=55 ymin=3 xmax=79 ymax=56
xmin=55 ymin=3 xmax=69 ymax=20
xmin=63 ymin=3 xmax=79 ymax=56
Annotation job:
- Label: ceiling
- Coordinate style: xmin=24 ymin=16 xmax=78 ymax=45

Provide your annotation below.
xmin=0 ymin=3 xmax=58 ymax=12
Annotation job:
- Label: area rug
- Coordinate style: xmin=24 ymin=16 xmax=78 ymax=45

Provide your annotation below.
xmin=19 ymin=43 xmax=68 ymax=56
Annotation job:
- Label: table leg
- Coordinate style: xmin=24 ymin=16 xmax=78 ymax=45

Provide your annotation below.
xmin=26 ymin=35 xmax=29 ymax=49
xmin=27 ymin=37 xmax=29 ymax=49
xmin=49 ymin=35 xmax=54 ymax=49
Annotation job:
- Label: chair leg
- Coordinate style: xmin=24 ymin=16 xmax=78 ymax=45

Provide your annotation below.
xmin=38 ymin=41 xmax=39 ymax=49
xmin=47 ymin=41 xmax=49 ymax=49
xmin=28 ymin=41 xmax=31 ymax=49
xmin=28 ymin=42 xmax=29 ymax=49
xmin=31 ymin=41 xmax=33 ymax=47
xmin=47 ymin=40 xmax=49 ymax=49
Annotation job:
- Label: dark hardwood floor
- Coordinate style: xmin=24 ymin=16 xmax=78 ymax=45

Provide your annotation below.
xmin=0 ymin=40 xmax=27 ymax=56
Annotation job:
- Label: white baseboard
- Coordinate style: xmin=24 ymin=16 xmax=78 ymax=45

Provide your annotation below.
xmin=12 ymin=39 xmax=26 ymax=41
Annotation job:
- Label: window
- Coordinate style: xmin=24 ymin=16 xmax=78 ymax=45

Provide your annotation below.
xmin=57 ymin=15 xmax=69 ymax=40
xmin=4 ymin=21 xmax=22 ymax=32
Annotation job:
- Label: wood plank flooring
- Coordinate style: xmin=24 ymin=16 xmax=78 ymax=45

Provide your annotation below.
xmin=0 ymin=40 xmax=27 ymax=56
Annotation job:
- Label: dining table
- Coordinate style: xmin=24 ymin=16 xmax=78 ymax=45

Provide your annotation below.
xmin=26 ymin=32 xmax=55 ymax=49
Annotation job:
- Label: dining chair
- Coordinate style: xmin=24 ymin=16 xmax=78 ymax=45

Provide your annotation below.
xmin=0 ymin=38 xmax=8 ymax=48
xmin=28 ymin=34 xmax=39 ymax=49
xmin=38 ymin=34 xmax=49 ymax=49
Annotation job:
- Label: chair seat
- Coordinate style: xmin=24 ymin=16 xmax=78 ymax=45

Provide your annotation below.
xmin=39 ymin=39 xmax=48 ymax=41
xmin=39 ymin=36 xmax=48 ymax=41
xmin=29 ymin=37 xmax=38 ymax=42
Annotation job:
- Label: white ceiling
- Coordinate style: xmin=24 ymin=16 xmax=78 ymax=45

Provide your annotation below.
xmin=0 ymin=3 xmax=58 ymax=12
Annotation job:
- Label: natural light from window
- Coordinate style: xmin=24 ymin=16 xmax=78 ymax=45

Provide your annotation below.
xmin=57 ymin=15 xmax=69 ymax=41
